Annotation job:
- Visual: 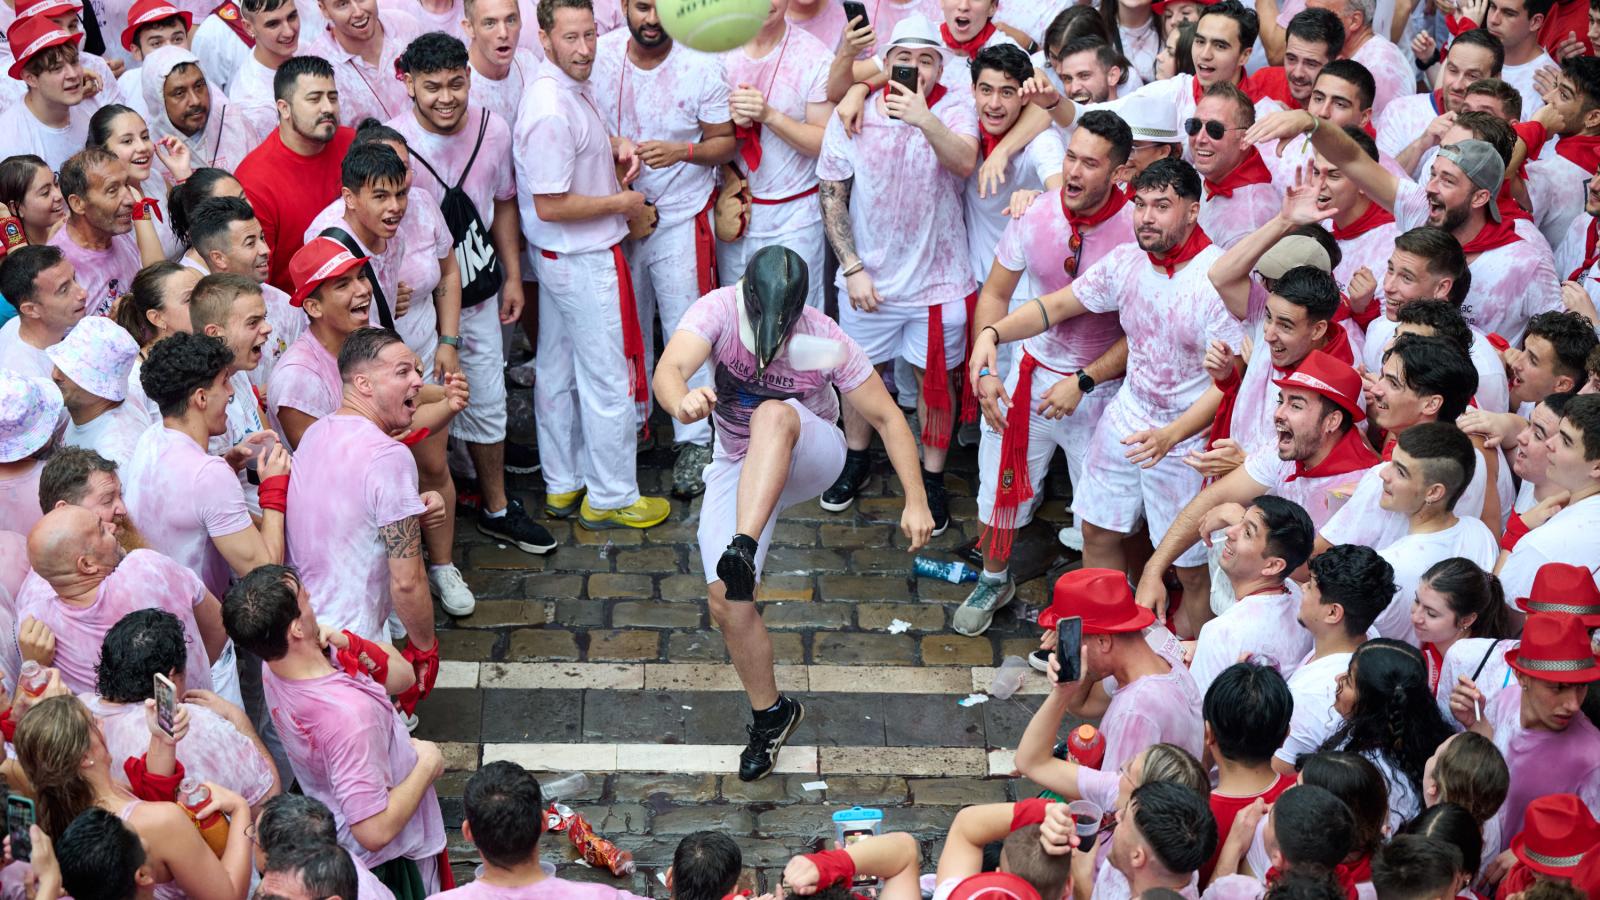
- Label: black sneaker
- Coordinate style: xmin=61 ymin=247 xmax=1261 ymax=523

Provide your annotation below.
xmin=505 ymin=443 xmax=541 ymax=474
xmin=820 ymin=453 xmax=870 ymax=512
xmin=478 ymin=498 xmax=558 ymax=554
xmin=924 ymin=474 xmax=950 ymax=536
xmin=739 ymin=697 xmax=805 ymax=782
xmin=717 ymin=538 xmax=758 ymax=601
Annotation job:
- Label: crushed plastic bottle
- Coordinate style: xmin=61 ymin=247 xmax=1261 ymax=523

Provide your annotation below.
xmin=989 ymin=655 xmax=1030 ymax=699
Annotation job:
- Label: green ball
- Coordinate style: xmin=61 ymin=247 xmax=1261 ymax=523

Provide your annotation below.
xmin=657 ymin=0 xmax=767 ymax=52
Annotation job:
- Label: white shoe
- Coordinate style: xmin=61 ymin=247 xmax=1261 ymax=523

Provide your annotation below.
xmin=1057 ymin=524 xmax=1084 ymax=551
xmin=429 ymin=564 xmax=477 ymax=617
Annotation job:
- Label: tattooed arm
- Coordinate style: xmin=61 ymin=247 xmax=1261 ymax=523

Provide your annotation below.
xmin=380 ymin=515 xmax=436 ymax=649
xmin=821 ymin=178 xmax=883 ymax=312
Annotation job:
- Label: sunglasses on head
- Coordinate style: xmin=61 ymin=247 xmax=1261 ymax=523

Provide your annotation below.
xmin=1184 ymin=117 xmax=1240 ymax=140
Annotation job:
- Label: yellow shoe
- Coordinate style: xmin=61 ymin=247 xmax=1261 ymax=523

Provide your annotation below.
xmin=579 ymin=495 xmax=671 ymax=530
xmin=544 ymin=488 xmax=585 ymax=519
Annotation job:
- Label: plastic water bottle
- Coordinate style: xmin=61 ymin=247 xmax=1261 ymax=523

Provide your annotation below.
xmin=540 ymin=772 xmax=590 ymax=802
xmin=989 ymin=656 xmax=1030 ymax=700
xmin=913 ymin=557 xmax=979 ymax=583
xmin=178 ymin=779 xmax=230 ymax=857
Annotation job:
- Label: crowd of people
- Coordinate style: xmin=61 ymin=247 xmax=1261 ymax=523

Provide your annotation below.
xmin=0 ymin=0 xmax=1597 ymax=893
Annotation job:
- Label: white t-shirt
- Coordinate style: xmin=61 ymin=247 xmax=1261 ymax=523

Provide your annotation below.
xmin=1276 ymin=648 xmax=1353 ymax=766
xmin=0 ymin=319 xmax=54 ymax=378
xmin=1243 ymin=447 xmax=1376 ymax=531
xmin=1501 ymin=50 xmax=1555 ymax=119
xmin=1199 ymin=180 xmax=1279 ymax=250
xmin=1350 ymin=34 xmax=1414 ymax=116
xmin=720 ymin=26 xmax=831 ymax=236
xmin=1525 ymin=150 xmax=1586 ymax=250
xmin=1374 ymin=517 xmax=1498 ymax=644
xmin=190 ymin=11 xmax=252 ymax=98
xmin=63 ymin=404 xmax=153 ymax=469
xmin=468 ymin=49 xmax=541 ymax=132
xmin=123 ymin=425 xmax=254 ymax=600
xmin=1190 ymin=589 xmax=1313 ymax=695
xmin=963 ymin=129 xmax=1062 ymax=292
xmin=0 ymin=101 xmax=96 ymax=171
xmin=1498 ymin=493 xmax=1600 ymax=601
xmin=228 ymin=53 xmax=280 ymax=140
xmin=1375 ymin=92 xmax=1440 ymax=175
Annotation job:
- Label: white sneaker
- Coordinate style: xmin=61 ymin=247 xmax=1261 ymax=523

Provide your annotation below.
xmin=1057 ymin=524 xmax=1084 ymax=551
xmin=429 ymin=564 xmax=477 ymax=617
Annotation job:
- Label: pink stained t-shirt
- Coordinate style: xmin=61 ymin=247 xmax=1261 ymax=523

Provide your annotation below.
xmin=1374 ymin=92 xmax=1439 ymax=169
xmin=591 ymin=35 xmax=731 ymax=226
xmin=122 ymin=426 xmax=254 ymax=600
xmin=430 ymin=877 xmax=651 ymax=900
xmin=12 ymin=550 xmax=214 ymax=695
xmin=815 ymin=91 xmax=978 ymax=307
xmin=1243 ymin=447 xmax=1375 ymax=530
xmin=1199 ymin=183 xmax=1280 ymax=250
xmin=786 ymin=1 xmax=846 ymax=49
xmin=46 ymin=229 xmax=144 ymax=319
xmin=0 ymin=531 xmax=27 ymax=691
xmin=515 ymin=60 xmax=630 ymax=255
xmin=286 ymin=414 xmax=427 ymax=643
xmin=263 ymin=659 xmax=444 ymax=868
xmin=1486 ymin=680 xmax=1600 ymax=843
xmin=721 ymin=26 xmax=831 ymax=232
xmin=993 ymin=192 xmax=1130 ymax=372
xmin=0 ymin=462 xmax=44 ymax=543
xmin=82 ymin=694 xmax=275 ymax=806
xmin=1350 ymin=35 xmax=1413 ymax=116
xmin=310 ymin=9 xmax=422 ymax=127
xmin=675 ymin=286 xmax=873 ymax=460
xmin=267 ymin=332 xmax=342 ymax=439
xmin=390 ymin=106 xmax=517 ymax=235
xmin=469 ymin=50 xmax=542 ymax=130
xmin=1099 ymin=657 xmax=1205 ymax=777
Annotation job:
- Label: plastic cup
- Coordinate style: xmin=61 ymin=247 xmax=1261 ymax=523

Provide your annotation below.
xmin=1066 ymin=800 xmax=1104 ymax=848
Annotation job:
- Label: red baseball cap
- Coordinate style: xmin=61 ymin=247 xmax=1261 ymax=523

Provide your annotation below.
xmin=1505 ymin=613 xmax=1600 ymax=684
xmin=6 ymin=15 xmax=81 ymax=80
xmin=1515 ymin=563 xmax=1600 ymax=628
xmin=121 ymin=0 xmax=191 ymax=51
xmin=1272 ymin=350 xmax=1365 ymax=422
xmin=289 ymin=237 xmax=368 ymax=307
xmin=1042 ymin=568 xmax=1154 ymax=634
xmin=1509 ymin=793 xmax=1600 ymax=877
xmin=945 ymin=873 xmax=1041 ymax=900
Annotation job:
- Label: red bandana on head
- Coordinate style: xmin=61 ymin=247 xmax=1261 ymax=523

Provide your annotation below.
xmin=940 ymin=20 xmax=996 ymax=58
xmin=1330 ymin=199 xmax=1395 ymax=241
xmin=1147 ymin=225 xmax=1212 ymax=276
xmin=1204 ymin=147 xmax=1274 ymax=199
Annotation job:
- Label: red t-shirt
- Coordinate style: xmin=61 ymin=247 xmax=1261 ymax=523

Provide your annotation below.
xmin=236 ymin=126 xmax=358 ymax=292
xmin=1539 ymin=0 xmax=1594 ymax=57
xmin=1203 ymin=772 xmax=1298 ymax=885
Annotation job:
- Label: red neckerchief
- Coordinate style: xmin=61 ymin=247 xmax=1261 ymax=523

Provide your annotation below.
xmin=1496 ymin=183 xmax=1533 ymax=222
xmin=1147 ymin=225 xmax=1212 ymax=277
xmin=1382 ymin=438 xmax=1395 ymax=461
xmin=1287 ymin=425 xmax=1381 ymax=482
xmin=1514 ymin=120 xmax=1548 ymax=163
xmin=1423 ymin=641 xmax=1443 ymax=694
xmin=1249 ymin=66 xmax=1302 ymax=109
xmin=1062 ymin=183 xmax=1128 ymax=233
xmin=940 ymin=20 xmax=996 ymax=59
xmin=878 ymin=81 xmax=949 ymax=109
xmin=1194 ymin=68 xmax=1269 ymax=103
xmin=1496 ymin=862 xmax=1536 ymax=900
xmin=1556 ymin=133 xmax=1600 ymax=172
xmin=1459 ymin=216 xmax=1522 ymax=255
xmin=1204 ymin=147 xmax=1274 ymax=199
xmin=1430 ymin=90 xmax=1445 ymax=113
xmin=1333 ymin=857 xmax=1372 ymax=900
xmin=1570 ymin=217 xmax=1600 ymax=281
xmin=979 ymin=127 xmax=1003 ymax=159
xmin=1445 ymin=12 xmax=1477 ymax=34
xmin=1319 ymin=318 xmax=1354 ymax=364
xmin=1330 ymin=198 xmax=1395 ymax=241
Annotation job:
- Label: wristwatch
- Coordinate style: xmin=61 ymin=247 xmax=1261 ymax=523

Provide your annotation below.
xmin=1076 ymin=370 xmax=1096 ymax=394
xmin=438 ymin=335 xmax=461 ymax=347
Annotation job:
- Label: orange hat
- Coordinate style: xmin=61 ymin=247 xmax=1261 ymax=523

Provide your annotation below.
xmin=289 ymin=237 xmax=368 ymax=307
xmin=1272 ymin=350 xmax=1365 ymax=422
xmin=1041 ymin=568 xmax=1154 ymax=634
xmin=121 ymin=0 xmax=191 ymax=51
xmin=1505 ymin=613 xmax=1600 ymax=684
xmin=1509 ymin=793 xmax=1600 ymax=877
xmin=1515 ymin=563 xmax=1600 ymax=628
xmin=6 ymin=15 xmax=81 ymax=80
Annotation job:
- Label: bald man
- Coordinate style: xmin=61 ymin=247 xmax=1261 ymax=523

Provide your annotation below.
xmin=15 ymin=507 xmax=228 ymax=696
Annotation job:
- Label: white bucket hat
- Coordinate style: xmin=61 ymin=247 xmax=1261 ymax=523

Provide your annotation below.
xmin=0 ymin=372 xmax=65 ymax=463
xmin=45 ymin=316 xmax=139 ymax=402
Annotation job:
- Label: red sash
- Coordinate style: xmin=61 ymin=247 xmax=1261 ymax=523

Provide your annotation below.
xmin=213 ymin=0 xmax=255 ymax=47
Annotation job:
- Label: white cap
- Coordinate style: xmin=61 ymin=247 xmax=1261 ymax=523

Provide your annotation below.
xmin=1117 ymin=97 xmax=1182 ymax=143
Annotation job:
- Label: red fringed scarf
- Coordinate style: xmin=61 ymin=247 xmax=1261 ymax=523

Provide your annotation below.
xmin=922 ymin=301 xmax=958 ymax=449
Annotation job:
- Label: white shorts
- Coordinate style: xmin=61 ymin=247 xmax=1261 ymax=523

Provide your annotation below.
xmin=839 ymin=297 xmax=967 ymax=369
xmin=1072 ymin=394 xmax=1209 ymax=568
xmin=452 ymin=299 xmax=508 ymax=444
xmin=975 ymin=361 xmax=1120 ymax=528
xmin=715 ymin=217 xmax=827 ymax=310
xmin=698 ymin=399 xmax=847 ymax=584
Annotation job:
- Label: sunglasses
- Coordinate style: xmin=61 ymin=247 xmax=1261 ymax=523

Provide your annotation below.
xmin=1184 ymin=117 xmax=1243 ymax=140
xmin=1063 ymin=229 xmax=1083 ymax=277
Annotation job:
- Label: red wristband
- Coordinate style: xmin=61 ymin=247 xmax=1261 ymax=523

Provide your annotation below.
xmin=399 ymin=427 xmax=432 ymax=447
xmin=685 ymin=142 xmax=695 ymax=161
xmin=1500 ymin=511 xmax=1530 ymax=552
xmin=337 ymin=630 xmax=391 ymax=685
xmin=124 ymin=755 xmax=187 ymax=801
xmin=803 ymin=850 xmax=857 ymax=889
xmin=258 ymin=473 xmax=289 ymax=513
xmin=0 ymin=707 xmax=14 ymax=744
xmin=1010 ymin=797 xmax=1055 ymax=831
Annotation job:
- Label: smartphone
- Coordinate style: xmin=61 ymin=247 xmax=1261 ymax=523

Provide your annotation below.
xmin=840 ymin=827 xmax=878 ymax=886
xmin=6 ymin=796 xmax=33 ymax=863
xmin=842 ymin=0 xmax=868 ymax=27
xmin=154 ymin=672 xmax=177 ymax=737
xmin=1056 ymin=616 xmax=1083 ymax=684
xmin=889 ymin=64 xmax=919 ymax=95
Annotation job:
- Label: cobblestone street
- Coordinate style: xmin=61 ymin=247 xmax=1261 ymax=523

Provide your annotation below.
xmin=422 ymin=410 xmax=1087 ymax=894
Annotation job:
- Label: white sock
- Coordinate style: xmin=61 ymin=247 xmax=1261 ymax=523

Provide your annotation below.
xmin=483 ymin=505 xmax=507 ymax=519
xmin=981 ymin=567 xmax=1009 ymax=583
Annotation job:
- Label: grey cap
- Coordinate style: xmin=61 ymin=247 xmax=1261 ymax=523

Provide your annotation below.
xmin=1437 ymin=139 xmax=1505 ymax=223
xmin=1257 ymin=235 xmax=1332 ymax=279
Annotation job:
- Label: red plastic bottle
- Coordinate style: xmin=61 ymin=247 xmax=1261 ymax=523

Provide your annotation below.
xmin=1066 ymin=724 xmax=1106 ymax=769
xmin=18 ymin=661 xmax=47 ymax=696
xmin=178 ymin=779 xmax=230 ymax=857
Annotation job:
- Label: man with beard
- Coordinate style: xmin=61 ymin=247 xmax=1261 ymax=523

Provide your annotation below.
xmin=1249 ymin=8 xmax=1343 ymax=111
xmin=237 ymin=56 xmax=358 ymax=292
xmin=0 ymin=18 xmax=104 ymax=170
xmin=717 ymin=0 xmax=835 ymax=311
xmin=183 ymin=196 xmax=306 ymax=391
xmin=16 ymin=504 xmax=226 ymax=696
xmin=139 ymin=46 xmax=261 ymax=172
xmin=1051 ymin=36 xmax=1127 ymax=105
xmin=284 ymin=324 xmax=444 ymax=706
xmin=464 ymin=0 xmax=540 ymax=127
xmin=1133 ymin=351 xmax=1378 ymax=610
xmin=38 ymin=446 xmax=146 ymax=551
xmin=1506 ymin=311 xmax=1595 ymax=412
xmin=1250 ymin=107 xmax=1563 ymax=345
xmin=970 ymin=157 xmax=1245 ymax=638
xmin=124 ymin=328 xmax=289 ymax=605
xmin=1191 ymin=82 xmax=1278 ymax=249
xmin=229 ymin=0 xmax=303 ymax=138
xmin=46 ymin=150 xmax=164 ymax=318
xmin=308 ymin=0 xmax=420 ymax=125
xmin=517 ymin=0 xmax=672 ymax=532
xmin=591 ymin=1 xmax=735 ymax=498
xmin=1374 ymin=28 xmax=1503 ymax=174
xmin=0 ymin=247 xmax=88 ymax=380
xmin=959 ymin=110 xmax=1133 ymax=638
xmin=46 ymin=315 xmax=147 ymax=468
xmin=653 ymin=247 xmax=932 ymax=781
xmin=390 ymin=34 xmax=549 ymax=560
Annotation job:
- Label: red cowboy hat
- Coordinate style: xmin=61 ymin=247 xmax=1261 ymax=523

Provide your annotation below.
xmin=1509 ymin=793 xmax=1600 ymax=878
xmin=1505 ymin=613 xmax=1600 ymax=684
xmin=1040 ymin=568 xmax=1154 ymax=634
xmin=121 ymin=0 xmax=192 ymax=51
xmin=1515 ymin=563 xmax=1600 ymax=628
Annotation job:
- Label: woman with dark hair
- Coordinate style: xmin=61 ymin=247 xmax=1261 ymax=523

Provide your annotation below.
xmin=1099 ymin=0 xmax=1160 ymax=80
xmin=1288 ymin=752 xmax=1391 ymax=890
xmin=1322 ymin=640 xmax=1457 ymax=830
xmin=1155 ymin=20 xmax=1198 ymax=79
xmin=167 ymin=167 xmax=245 ymax=248
xmin=113 ymin=261 xmax=204 ymax=419
xmin=1412 ymin=558 xmax=1514 ymax=694
xmin=0 ymin=154 xmax=66 ymax=246
xmin=87 ymin=104 xmax=192 ymax=207
xmin=1402 ymin=802 xmax=1484 ymax=887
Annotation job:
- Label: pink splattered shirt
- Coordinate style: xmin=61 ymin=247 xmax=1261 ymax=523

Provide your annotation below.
xmin=309 ymin=9 xmax=423 ymax=127
xmin=47 ymin=229 xmax=144 ymax=319
xmin=721 ymin=26 xmax=832 ymax=233
xmin=122 ymin=427 xmax=254 ymax=600
xmin=83 ymin=694 xmax=275 ymax=806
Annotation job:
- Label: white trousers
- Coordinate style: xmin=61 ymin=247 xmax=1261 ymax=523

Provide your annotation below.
xmin=629 ymin=214 xmax=712 ymax=447
xmin=714 ymin=212 xmax=827 ymax=310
